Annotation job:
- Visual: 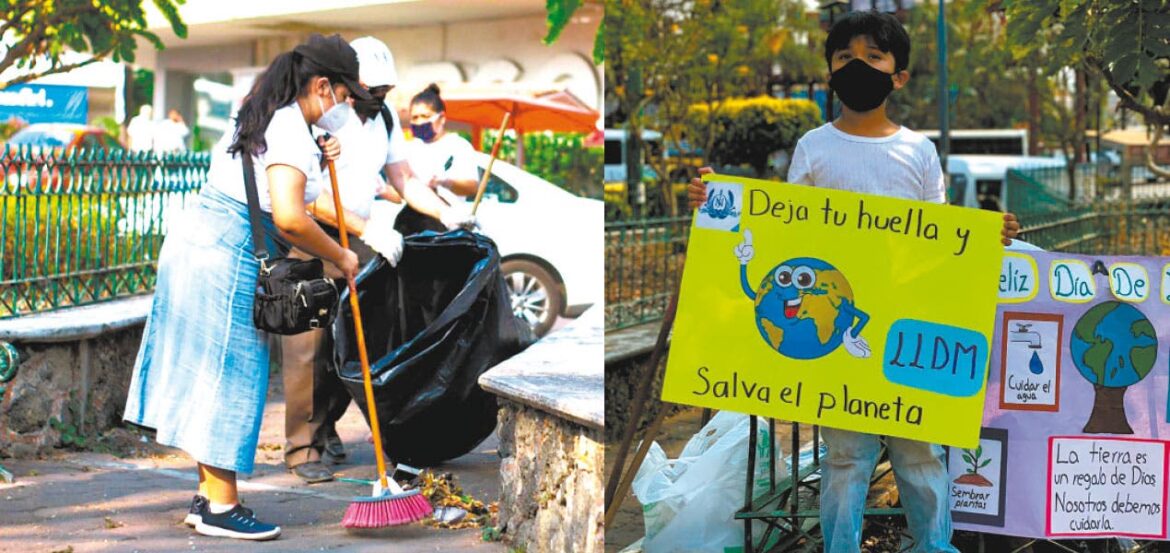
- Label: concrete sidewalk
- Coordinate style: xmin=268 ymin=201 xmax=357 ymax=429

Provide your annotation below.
xmin=0 ymin=385 xmax=507 ymax=553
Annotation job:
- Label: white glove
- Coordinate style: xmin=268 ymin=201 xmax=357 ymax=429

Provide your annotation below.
xmin=360 ymin=212 xmax=404 ymax=267
xmin=439 ymin=205 xmax=478 ymax=231
xmin=843 ymin=327 xmax=872 ymax=359
xmin=734 ymin=228 xmax=754 ymax=265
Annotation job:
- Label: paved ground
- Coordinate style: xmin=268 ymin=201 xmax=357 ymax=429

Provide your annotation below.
xmin=0 ymin=382 xmax=508 ymax=552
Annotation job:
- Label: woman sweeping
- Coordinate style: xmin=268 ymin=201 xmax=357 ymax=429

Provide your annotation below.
xmin=123 ymin=34 xmax=380 ymax=541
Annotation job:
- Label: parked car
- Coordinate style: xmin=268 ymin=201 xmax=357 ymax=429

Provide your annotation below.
xmin=370 ymin=152 xmax=603 ymax=336
xmin=4 ymin=123 xmax=124 ymax=191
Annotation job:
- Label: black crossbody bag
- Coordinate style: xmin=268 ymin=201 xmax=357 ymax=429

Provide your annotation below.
xmin=241 ymin=153 xmax=340 ymax=335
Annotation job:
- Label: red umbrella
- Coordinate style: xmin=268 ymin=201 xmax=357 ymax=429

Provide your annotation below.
xmin=438 ymin=89 xmax=600 ymax=165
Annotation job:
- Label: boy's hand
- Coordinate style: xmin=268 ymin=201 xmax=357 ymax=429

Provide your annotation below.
xmin=687 ymin=166 xmax=715 ymax=210
xmin=1001 ymin=212 xmax=1020 ymax=246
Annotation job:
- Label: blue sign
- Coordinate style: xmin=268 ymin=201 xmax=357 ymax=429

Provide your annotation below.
xmin=0 ymin=84 xmax=88 ymax=125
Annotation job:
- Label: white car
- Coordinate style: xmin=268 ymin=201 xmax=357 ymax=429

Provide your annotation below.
xmin=369 ymin=152 xmax=603 ymax=336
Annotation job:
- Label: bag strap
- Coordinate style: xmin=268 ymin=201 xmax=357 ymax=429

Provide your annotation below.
xmin=380 ymin=104 xmax=395 ymax=139
xmin=240 ymin=153 xmax=271 ymax=268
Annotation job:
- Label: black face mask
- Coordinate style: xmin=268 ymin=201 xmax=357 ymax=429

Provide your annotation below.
xmin=829 ymin=59 xmax=895 ymax=113
xmin=354 ymin=94 xmax=387 ymax=120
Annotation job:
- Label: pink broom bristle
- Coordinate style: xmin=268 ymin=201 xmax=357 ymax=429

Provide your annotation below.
xmin=342 ymin=493 xmax=434 ymax=528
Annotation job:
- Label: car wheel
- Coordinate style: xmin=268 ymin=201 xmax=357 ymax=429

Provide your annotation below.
xmin=501 ymin=260 xmax=563 ymax=337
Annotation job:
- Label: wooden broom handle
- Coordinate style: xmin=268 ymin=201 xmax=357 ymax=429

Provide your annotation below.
xmin=472 ymin=112 xmax=512 ymax=215
xmin=327 ymin=159 xmax=389 ymax=490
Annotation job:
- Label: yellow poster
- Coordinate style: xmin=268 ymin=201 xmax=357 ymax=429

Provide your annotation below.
xmin=662 ymin=174 xmax=1004 ymax=447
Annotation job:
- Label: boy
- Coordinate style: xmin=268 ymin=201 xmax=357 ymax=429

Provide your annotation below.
xmin=688 ymin=11 xmax=1019 ymax=553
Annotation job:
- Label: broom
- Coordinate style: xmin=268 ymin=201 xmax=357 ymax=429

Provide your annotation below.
xmin=328 ymin=159 xmax=433 ymax=529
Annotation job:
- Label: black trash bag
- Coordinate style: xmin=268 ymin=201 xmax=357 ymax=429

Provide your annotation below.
xmin=332 ymin=229 xmax=535 ymax=466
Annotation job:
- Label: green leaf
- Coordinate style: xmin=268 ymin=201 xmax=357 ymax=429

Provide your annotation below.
xmin=154 ymin=0 xmax=188 ymax=39
xmin=543 ymin=0 xmax=581 ymax=46
xmin=962 ymin=453 xmax=975 ymax=465
xmin=975 ymin=444 xmax=983 ymax=459
xmin=979 ymin=458 xmax=993 ymax=468
xmin=593 ymin=17 xmax=604 ymax=65
xmin=1135 ymin=54 xmax=1162 ymax=93
xmin=1112 ymin=54 xmax=1141 ymax=85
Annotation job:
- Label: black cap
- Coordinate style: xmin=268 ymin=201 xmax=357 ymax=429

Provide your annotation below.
xmin=293 ymin=34 xmax=372 ymax=100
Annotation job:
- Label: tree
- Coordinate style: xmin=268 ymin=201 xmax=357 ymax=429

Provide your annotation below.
xmin=887 ymin=0 xmax=1032 ymax=131
xmin=1004 ymin=0 xmax=1170 ymax=180
xmin=545 ymin=0 xmax=604 ymax=64
xmin=606 ymin=0 xmax=811 ymax=216
xmin=0 ymin=0 xmax=186 ymax=90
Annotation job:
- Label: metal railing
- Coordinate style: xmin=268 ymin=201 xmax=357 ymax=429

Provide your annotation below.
xmin=1019 ymin=196 xmax=1170 ymax=256
xmin=1006 ymin=163 xmax=1102 ymax=214
xmin=0 ymin=146 xmax=208 ymax=319
xmin=605 ymin=215 xmax=691 ymax=330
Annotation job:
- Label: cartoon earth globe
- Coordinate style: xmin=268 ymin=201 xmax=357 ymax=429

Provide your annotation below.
xmin=753 ymin=257 xmax=858 ymax=360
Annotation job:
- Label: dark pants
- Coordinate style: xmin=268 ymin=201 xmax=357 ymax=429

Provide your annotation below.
xmin=281 ymin=226 xmax=374 ymax=468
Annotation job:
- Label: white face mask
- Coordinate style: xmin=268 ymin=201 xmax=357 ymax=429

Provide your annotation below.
xmin=315 ymin=83 xmax=352 ymax=133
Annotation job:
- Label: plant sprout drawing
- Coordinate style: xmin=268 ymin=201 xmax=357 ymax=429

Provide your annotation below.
xmin=953 ymin=445 xmax=994 ymax=487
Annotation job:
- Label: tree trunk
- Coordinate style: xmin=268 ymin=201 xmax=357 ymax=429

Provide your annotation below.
xmin=1027 ymin=66 xmax=1041 ymax=156
xmin=1070 ymin=66 xmax=1087 ymax=201
xmin=1082 ymin=384 xmax=1134 ymax=434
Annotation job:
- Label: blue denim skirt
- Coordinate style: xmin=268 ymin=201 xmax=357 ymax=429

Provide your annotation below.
xmin=124 ymin=187 xmax=284 ymax=474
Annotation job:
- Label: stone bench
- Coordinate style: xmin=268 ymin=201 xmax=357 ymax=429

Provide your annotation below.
xmin=478 ymin=307 xmax=603 ymax=553
xmin=0 ymin=296 xmax=151 ymax=457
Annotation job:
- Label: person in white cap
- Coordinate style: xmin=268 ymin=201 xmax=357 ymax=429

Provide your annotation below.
xmin=279 ymin=35 xmax=473 ymax=483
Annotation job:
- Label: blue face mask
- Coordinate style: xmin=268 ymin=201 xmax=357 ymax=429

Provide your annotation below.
xmin=411 ymin=121 xmax=436 ymax=142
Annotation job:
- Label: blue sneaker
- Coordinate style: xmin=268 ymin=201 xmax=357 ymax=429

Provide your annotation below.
xmin=194 ymin=503 xmax=280 ymax=540
xmin=184 ymin=495 xmax=254 ymax=527
xmin=184 ymin=495 xmax=208 ymax=527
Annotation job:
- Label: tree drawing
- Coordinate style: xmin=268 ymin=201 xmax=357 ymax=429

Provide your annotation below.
xmin=1070 ymin=301 xmax=1158 ymax=434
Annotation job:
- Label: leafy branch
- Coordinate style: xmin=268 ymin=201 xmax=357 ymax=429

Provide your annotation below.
xmin=0 ymin=0 xmax=187 ymax=90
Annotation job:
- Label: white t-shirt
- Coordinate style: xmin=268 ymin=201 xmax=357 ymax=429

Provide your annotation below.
xmin=405 ymin=133 xmax=478 ymax=193
xmin=322 ymin=104 xmax=407 ymax=219
xmin=153 ymin=119 xmax=189 ymax=153
xmin=206 ymin=102 xmax=324 ymax=212
xmin=787 ymin=123 xmax=946 ymax=203
xmin=126 ymin=115 xmax=154 ymax=151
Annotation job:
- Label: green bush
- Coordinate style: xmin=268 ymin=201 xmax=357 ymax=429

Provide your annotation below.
xmin=482 ymin=132 xmax=602 ymax=198
xmin=689 ymin=96 xmax=821 ymax=177
xmin=0 ymin=193 xmax=155 ymax=315
xmin=90 ymin=116 xmax=122 ymax=142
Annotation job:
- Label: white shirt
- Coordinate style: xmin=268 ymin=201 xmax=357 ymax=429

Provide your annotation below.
xmin=126 ymin=115 xmax=154 ymax=151
xmin=322 ymin=104 xmax=407 ymax=219
xmin=405 ymin=133 xmax=478 ymax=193
xmin=153 ymin=119 xmax=189 ymax=153
xmin=206 ymin=102 xmax=324 ymax=212
xmin=787 ymin=123 xmax=946 ymax=203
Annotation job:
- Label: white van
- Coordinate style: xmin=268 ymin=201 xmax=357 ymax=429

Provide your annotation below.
xmin=946 ymin=154 xmax=1066 ymax=211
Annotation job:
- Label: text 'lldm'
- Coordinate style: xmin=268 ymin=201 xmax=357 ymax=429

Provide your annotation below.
xmin=883 ymin=320 xmax=989 ymax=397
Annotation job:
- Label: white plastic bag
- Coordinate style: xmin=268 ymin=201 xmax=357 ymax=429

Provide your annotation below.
xmin=631 ymin=411 xmax=786 ymax=553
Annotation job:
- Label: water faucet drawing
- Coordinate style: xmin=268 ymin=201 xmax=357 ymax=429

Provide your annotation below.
xmin=1009 ymin=323 xmax=1042 ymax=349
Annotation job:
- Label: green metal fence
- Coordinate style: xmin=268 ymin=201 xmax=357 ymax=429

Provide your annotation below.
xmin=0 ymin=146 xmax=208 ymax=319
xmin=1005 ymin=163 xmax=1103 ymax=214
xmin=605 ymin=216 xmax=691 ymax=330
xmin=1019 ymin=196 xmax=1170 ymax=256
